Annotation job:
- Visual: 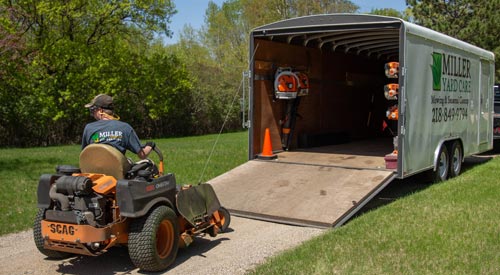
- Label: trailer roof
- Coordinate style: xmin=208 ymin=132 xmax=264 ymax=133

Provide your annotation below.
xmin=251 ymin=14 xmax=494 ymax=61
xmin=251 ymin=14 xmax=402 ymax=59
xmin=253 ymin=14 xmax=402 ymax=34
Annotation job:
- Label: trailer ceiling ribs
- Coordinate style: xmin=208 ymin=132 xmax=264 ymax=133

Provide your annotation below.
xmin=253 ymin=14 xmax=402 ymax=59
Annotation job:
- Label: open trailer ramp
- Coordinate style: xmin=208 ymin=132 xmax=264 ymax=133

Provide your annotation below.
xmin=209 ymin=158 xmax=395 ymax=228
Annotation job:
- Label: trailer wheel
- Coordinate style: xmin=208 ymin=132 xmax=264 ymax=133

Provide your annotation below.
xmin=449 ymin=141 xmax=463 ymax=178
xmin=128 ymin=205 xmax=179 ymax=272
xmin=33 ymin=208 xmax=72 ymax=259
xmin=432 ymin=145 xmax=450 ymax=182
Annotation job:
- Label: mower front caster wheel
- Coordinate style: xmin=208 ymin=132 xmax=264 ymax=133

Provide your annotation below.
xmin=218 ymin=206 xmax=231 ymax=233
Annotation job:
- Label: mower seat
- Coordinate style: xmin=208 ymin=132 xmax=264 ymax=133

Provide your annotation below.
xmin=79 ymin=144 xmax=131 ymax=180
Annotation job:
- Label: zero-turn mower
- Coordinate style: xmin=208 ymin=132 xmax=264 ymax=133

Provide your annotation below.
xmin=33 ymin=143 xmax=230 ymax=272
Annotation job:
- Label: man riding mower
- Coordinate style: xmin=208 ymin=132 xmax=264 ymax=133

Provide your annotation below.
xmin=34 ymin=143 xmax=230 ymax=271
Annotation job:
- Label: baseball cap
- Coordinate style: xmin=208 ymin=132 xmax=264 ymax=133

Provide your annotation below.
xmin=84 ymin=94 xmax=114 ymax=109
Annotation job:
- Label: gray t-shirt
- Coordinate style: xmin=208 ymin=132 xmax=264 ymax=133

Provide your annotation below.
xmin=82 ymin=120 xmax=143 ymax=154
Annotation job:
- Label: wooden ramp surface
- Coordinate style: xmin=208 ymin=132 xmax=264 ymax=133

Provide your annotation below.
xmin=209 ymin=158 xmax=395 ymax=228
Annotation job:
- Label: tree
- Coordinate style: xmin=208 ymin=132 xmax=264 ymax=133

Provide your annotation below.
xmin=0 ymin=0 xmax=187 ymax=146
xmin=369 ymin=8 xmax=410 ymax=20
xmin=202 ymin=0 xmax=361 ymax=73
xmin=174 ymin=0 xmax=363 ymax=136
xmin=406 ymin=0 xmax=474 ymax=38
xmin=170 ymin=25 xmax=234 ymax=134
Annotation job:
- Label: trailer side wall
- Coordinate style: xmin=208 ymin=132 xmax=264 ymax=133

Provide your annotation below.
xmin=401 ymin=23 xmax=494 ymax=176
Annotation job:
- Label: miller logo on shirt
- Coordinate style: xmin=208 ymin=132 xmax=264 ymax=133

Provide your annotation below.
xmin=91 ymin=130 xmax=124 ymax=143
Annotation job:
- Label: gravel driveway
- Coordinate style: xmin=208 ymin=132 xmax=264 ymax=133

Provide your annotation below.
xmin=0 ymin=216 xmax=323 ymax=275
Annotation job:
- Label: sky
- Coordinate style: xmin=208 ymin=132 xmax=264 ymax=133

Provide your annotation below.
xmin=165 ymin=0 xmax=407 ymax=44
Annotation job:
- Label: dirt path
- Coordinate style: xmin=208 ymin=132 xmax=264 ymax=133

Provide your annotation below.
xmin=0 ymin=216 xmax=323 ymax=275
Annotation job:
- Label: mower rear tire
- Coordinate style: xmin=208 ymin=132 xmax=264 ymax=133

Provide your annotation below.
xmin=33 ymin=208 xmax=72 ymax=259
xmin=128 ymin=205 xmax=179 ymax=272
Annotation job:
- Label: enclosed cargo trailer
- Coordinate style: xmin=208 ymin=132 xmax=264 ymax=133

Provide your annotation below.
xmin=210 ymin=14 xmax=495 ymax=228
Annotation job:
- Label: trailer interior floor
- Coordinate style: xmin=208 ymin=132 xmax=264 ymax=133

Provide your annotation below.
xmin=278 ymin=137 xmax=393 ymax=170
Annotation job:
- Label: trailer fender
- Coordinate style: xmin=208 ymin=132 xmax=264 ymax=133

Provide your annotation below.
xmin=432 ymin=138 xmax=461 ymax=171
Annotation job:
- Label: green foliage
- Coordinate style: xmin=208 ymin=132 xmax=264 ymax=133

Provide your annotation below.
xmin=119 ymin=47 xmax=197 ymax=137
xmin=172 ymin=0 xmax=363 ymax=137
xmin=0 ymin=0 xmax=189 ymax=147
xmin=369 ymin=8 xmax=411 ymax=20
xmin=3 ymin=0 xmax=497 ymax=147
xmin=406 ymin=0 xmax=473 ymax=38
xmin=241 ymin=0 xmax=358 ymax=25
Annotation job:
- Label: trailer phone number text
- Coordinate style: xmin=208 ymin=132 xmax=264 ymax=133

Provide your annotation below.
xmin=432 ymin=107 xmax=468 ymax=123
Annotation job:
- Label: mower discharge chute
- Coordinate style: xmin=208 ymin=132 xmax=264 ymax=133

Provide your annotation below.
xmin=34 ymin=144 xmax=230 ymax=272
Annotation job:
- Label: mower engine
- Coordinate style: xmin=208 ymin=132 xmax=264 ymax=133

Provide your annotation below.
xmin=46 ymin=175 xmax=112 ymax=227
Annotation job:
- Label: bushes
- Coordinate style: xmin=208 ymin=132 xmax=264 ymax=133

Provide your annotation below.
xmin=0 ymin=1 xmax=241 ymax=147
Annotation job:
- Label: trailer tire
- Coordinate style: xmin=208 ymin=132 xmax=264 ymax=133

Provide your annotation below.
xmin=449 ymin=141 xmax=463 ymax=178
xmin=33 ymin=208 xmax=72 ymax=259
xmin=432 ymin=145 xmax=450 ymax=182
xmin=128 ymin=205 xmax=179 ymax=272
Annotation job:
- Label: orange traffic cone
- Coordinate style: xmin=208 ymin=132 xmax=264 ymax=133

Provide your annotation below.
xmin=258 ymin=128 xmax=277 ymax=160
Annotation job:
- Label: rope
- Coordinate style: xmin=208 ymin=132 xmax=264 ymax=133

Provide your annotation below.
xmin=198 ymin=44 xmax=260 ymax=183
xmin=197 ymin=77 xmax=244 ymax=183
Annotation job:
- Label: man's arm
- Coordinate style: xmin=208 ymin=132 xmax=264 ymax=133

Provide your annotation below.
xmin=126 ymin=125 xmax=154 ymax=159
xmin=138 ymin=144 xmax=154 ymax=159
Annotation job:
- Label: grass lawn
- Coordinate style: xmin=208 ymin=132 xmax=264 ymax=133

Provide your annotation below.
xmin=2 ymin=131 xmax=499 ymax=274
xmin=0 ymin=131 xmax=248 ymax=235
xmin=250 ymin=156 xmax=500 ymax=275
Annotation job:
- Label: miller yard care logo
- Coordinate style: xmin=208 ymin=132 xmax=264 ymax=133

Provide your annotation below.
xmin=91 ymin=131 xmax=124 ymax=143
xmin=91 ymin=132 xmax=100 ymax=143
xmin=430 ymin=51 xmax=472 ymax=124
xmin=431 ymin=52 xmax=472 ymax=92
xmin=432 ymin=52 xmax=442 ymax=91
